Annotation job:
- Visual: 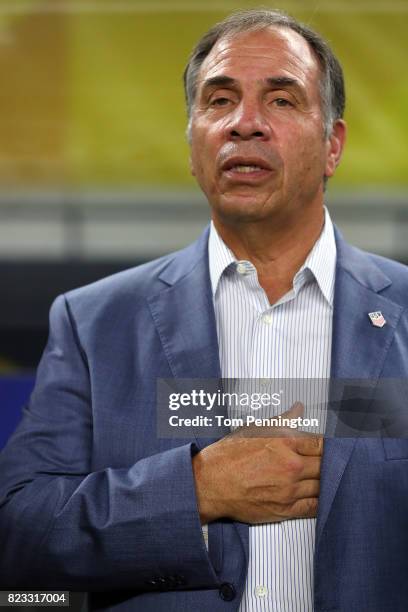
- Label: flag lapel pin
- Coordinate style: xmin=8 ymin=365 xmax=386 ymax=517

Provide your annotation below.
xmin=368 ymin=311 xmax=386 ymax=328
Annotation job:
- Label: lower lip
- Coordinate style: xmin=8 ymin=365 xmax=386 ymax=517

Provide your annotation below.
xmin=222 ymin=168 xmax=272 ymax=182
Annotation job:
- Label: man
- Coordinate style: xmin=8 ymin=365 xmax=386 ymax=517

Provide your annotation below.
xmin=1 ymin=8 xmax=408 ymax=612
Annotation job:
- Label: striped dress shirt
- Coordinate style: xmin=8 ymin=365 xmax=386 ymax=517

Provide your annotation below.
xmin=208 ymin=208 xmax=336 ymax=612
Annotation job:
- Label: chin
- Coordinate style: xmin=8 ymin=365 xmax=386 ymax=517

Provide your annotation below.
xmin=213 ymin=199 xmax=278 ymax=224
xmin=216 ymin=189 xmax=282 ymax=213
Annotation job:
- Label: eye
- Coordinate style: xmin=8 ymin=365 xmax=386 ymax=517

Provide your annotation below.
xmin=210 ymin=97 xmax=232 ymax=107
xmin=272 ymin=97 xmax=293 ymax=108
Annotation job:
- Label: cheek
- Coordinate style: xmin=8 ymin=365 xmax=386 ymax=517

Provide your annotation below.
xmin=190 ymin=144 xmax=215 ymax=194
xmin=191 ymin=131 xmax=218 ymax=175
xmin=289 ymin=132 xmax=327 ymax=173
xmin=190 ymin=136 xmax=206 ymax=177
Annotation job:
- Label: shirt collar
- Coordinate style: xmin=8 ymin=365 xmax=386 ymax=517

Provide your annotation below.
xmin=208 ymin=207 xmax=336 ymax=307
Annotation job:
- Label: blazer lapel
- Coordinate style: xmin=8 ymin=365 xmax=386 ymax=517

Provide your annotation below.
xmin=147 ymin=227 xmax=227 ymax=449
xmin=316 ymin=230 xmax=404 ymax=545
xmin=147 ymin=227 xmax=220 ymax=382
xmin=147 ymin=228 xmax=237 ymax=571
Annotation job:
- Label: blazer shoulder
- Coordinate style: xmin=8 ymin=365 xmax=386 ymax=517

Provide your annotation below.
xmin=61 ymin=248 xmax=184 ymax=321
xmin=57 ymin=223 xmax=209 ymax=323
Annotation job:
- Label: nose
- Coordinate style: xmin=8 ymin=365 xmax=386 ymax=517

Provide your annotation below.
xmin=227 ymin=99 xmax=271 ymax=141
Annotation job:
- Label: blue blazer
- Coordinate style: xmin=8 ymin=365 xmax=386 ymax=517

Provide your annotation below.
xmin=1 ymin=226 xmax=408 ymax=612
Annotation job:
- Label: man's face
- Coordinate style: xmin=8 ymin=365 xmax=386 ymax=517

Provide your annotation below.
xmin=189 ymin=27 xmax=344 ymax=224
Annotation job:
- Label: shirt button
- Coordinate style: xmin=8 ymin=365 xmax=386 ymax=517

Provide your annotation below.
xmin=219 ymin=582 xmax=236 ymax=601
xmin=262 ymin=313 xmax=273 ymax=325
xmin=255 ymin=585 xmax=269 ymax=598
xmin=236 ymin=262 xmax=248 ymax=275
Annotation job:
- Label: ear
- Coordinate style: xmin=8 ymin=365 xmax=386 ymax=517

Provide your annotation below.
xmin=324 ymin=119 xmax=347 ymax=178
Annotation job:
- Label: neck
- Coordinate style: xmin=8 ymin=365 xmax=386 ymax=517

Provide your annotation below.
xmin=212 ymin=205 xmax=325 ymax=305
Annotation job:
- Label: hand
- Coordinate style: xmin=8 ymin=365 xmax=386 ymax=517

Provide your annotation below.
xmin=192 ymin=402 xmax=323 ymax=524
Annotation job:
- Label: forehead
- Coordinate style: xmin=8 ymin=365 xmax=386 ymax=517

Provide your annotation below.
xmin=197 ymin=26 xmax=321 ymax=89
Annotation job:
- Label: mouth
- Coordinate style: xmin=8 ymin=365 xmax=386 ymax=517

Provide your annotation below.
xmin=221 ymin=157 xmax=273 ymax=181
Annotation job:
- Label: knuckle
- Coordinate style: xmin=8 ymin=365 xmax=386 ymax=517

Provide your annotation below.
xmin=281 ymin=436 xmax=296 ymax=450
xmin=283 ymin=456 xmax=303 ymax=475
xmin=280 ymin=485 xmax=296 ymax=504
xmin=305 ymin=498 xmax=318 ymax=515
xmin=312 ymin=436 xmax=324 ymax=453
xmin=274 ymin=502 xmax=291 ymax=519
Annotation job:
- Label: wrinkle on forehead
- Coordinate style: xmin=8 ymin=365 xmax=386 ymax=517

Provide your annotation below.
xmin=198 ymin=26 xmax=320 ymax=87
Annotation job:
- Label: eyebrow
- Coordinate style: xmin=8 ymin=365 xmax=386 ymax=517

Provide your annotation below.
xmin=200 ymin=75 xmax=305 ymax=99
xmin=266 ymin=77 xmax=307 ymax=102
xmin=200 ymin=76 xmax=238 ymax=92
xmin=266 ymin=76 xmax=299 ymax=89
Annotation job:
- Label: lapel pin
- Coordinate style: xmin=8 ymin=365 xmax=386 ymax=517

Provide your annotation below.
xmin=368 ymin=311 xmax=386 ymax=328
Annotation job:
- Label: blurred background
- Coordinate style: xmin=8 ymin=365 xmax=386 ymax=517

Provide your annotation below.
xmin=1 ymin=0 xmax=407 ymax=446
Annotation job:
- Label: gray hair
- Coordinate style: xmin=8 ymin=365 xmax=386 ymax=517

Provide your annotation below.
xmin=183 ymin=8 xmax=345 ymax=139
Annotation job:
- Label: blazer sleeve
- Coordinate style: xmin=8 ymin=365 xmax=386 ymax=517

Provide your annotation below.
xmin=0 ymin=295 xmax=219 ymax=592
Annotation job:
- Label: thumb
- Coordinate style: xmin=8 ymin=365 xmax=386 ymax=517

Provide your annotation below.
xmin=280 ymin=401 xmax=304 ymax=420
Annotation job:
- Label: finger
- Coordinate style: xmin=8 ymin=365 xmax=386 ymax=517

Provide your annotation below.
xmin=294 ymin=479 xmax=320 ymax=499
xmin=280 ymin=401 xmax=304 ymax=420
xmin=299 ymin=456 xmax=322 ymax=480
xmin=295 ymin=435 xmax=324 ymax=456
xmin=286 ymin=497 xmax=319 ymax=519
xmin=250 ymin=402 xmax=306 ymax=439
